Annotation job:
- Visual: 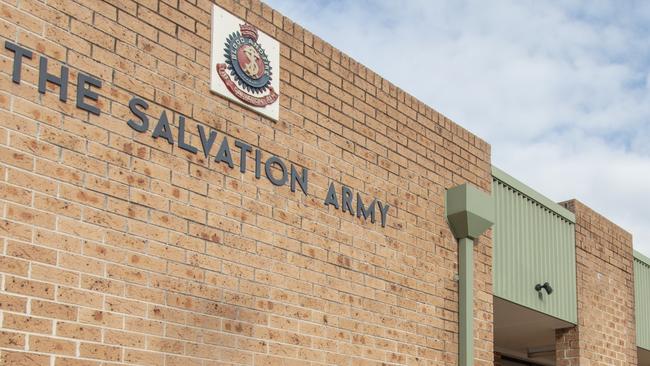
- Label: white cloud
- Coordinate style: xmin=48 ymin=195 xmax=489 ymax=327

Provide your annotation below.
xmin=266 ymin=0 xmax=650 ymax=257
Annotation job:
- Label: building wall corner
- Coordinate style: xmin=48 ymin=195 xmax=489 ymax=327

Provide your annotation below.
xmin=556 ymin=200 xmax=637 ymax=366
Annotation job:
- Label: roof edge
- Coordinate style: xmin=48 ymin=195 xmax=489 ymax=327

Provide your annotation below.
xmin=635 ymin=250 xmax=650 ymax=265
xmin=491 ymin=166 xmax=576 ymax=223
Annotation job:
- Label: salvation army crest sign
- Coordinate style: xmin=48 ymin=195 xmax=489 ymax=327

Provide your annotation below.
xmin=211 ymin=5 xmax=280 ymax=121
xmin=218 ymin=24 xmax=277 ymax=106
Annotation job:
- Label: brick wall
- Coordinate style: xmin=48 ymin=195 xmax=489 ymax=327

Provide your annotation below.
xmin=0 ymin=0 xmax=493 ymax=365
xmin=557 ymin=200 xmax=637 ymax=366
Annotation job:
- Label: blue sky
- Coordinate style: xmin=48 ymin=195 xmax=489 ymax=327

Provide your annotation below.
xmin=266 ymin=0 xmax=650 ymax=257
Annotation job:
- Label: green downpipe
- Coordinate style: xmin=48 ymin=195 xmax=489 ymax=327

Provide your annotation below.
xmin=459 ymin=237 xmax=474 ymax=366
xmin=445 ymin=183 xmax=494 ymax=366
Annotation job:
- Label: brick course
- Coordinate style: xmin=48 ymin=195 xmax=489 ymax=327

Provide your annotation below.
xmin=0 ymin=0 xmax=492 ymax=365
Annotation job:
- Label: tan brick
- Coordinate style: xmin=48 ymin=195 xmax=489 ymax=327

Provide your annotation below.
xmin=31 ymin=300 xmax=77 ymax=321
xmin=104 ymin=231 xmax=147 ymax=252
xmin=54 ymin=357 xmax=100 ymax=366
xmin=29 ymin=335 xmax=76 ymax=356
xmin=0 ymin=256 xmax=29 ymax=276
xmin=79 ymin=308 xmax=123 ymax=329
xmin=33 ymin=159 xmax=84 ymax=186
xmin=169 ymin=232 xmax=204 ymax=252
xmin=5 ymin=276 xmax=54 ymax=299
xmin=150 ymin=211 xmax=186 ymax=233
xmin=76 ymin=0 xmax=116 ymax=20
xmin=125 ymin=316 xmax=163 ymax=336
xmin=31 ymin=264 xmax=79 ymax=286
xmin=104 ymin=329 xmax=144 ymax=348
xmin=0 ymin=351 xmax=50 ymax=366
xmin=57 ymin=286 xmax=103 ymax=308
xmin=0 ymin=330 xmax=25 ymax=349
xmin=117 ymin=11 xmax=157 ymax=41
xmin=147 ymin=336 xmax=184 ymax=354
xmin=59 ymin=253 xmax=105 ymax=276
xmin=80 ymin=275 xmax=124 ymax=297
xmin=87 ymin=143 xmax=129 ymax=169
xmin=124 ymin=349 xmax=164 ymax=366
xmin=34 ymin=194 xmax=82 ymax=219
xmin=0 ymin=182 xmax=32 ymax=205
xmin=94 ymin=14 xmax=136 ymax=45
xmin=61 ymin=149 xmax=108 ymax=176
xmin=47 ymin=0 xmax=92 ymax=23
xmin=128 ymin=219 xmax=168 ymax=242
xmin=17 ymin=29 xmax=66 ymax=60
xmin=0 ymin=146 xmax=33 ymax=170
xmin=56 ymin=322 xmax=102 ymax=342
xmin=71 ymin=19 xmax=114 ymax=50
xmin=137 ymin=5 xmax=175 ymax=36
xmin=3 ymin=313 xmax=52 ymax=334
xmin=106 ymin=197 xmax=149 ymax=220
xmin=147 ymin=242 xmax=185 ymax=262
xmin=167 ymin=261 xmax=204 ymax=281
xmin=106 ymin=263 xmax=148 ymax=285
xmin=7 ymin=168 xmax=57 ymax=195
xmin=57 ymin=217 xmax=103 ymax=241
xmin=40 ymin=125 xmax=85 ymax=153
xmin=44 ymin=25 xmax=91 ymax=56
xmin=129 ymin=189 xmax=169 ymax=211
xmin=60 ymin=185 xmax=105 ymax=209
xmin=6 ymin=240 xmax=56 ymax=264
xmin=0 ymin=293 xmax=27 ymax=312
xmin=34 ymin=229 xmax=82 ymax=253
xmin=0 ymin=3 xmax=43 ymax=33
xmin=79 ymin=343 xmax=121 ymax=362
xmin=0 ymin=109 xmax=38 ymax=135
xmin=165 ymin=355 xmax=202 ymax=366
xmin=6 ymin=204 xmax=56 ymax=229
xmin=171 ymin=172 xmax=207 ymax=195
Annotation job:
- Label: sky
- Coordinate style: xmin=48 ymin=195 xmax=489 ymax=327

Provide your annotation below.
xmin=265 ymin=0 xmax=650 ymax=257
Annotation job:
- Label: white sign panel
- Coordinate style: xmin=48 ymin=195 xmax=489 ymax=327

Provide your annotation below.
xmin=210 ymin=5 xmax=280 ymax=121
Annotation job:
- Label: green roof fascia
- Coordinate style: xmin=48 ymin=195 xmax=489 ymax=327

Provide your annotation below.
xmin=491 ymin=166 xmax=575 ymax=223
xmin=635 ymin=250 xmax=650 ymax=266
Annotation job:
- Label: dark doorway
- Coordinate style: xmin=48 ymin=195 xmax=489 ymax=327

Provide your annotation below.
xmin=501 ymin=355 xmax=547 ymax=366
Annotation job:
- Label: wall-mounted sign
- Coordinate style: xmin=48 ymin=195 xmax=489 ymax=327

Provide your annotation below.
xmin=210 ymin=5 xmax=280 ymax=121
xmin=4 ymin=41 xmax=391 ymax=228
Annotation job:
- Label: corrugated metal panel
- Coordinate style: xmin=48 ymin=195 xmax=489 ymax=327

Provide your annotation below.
xmin=493 ymin=171 xmax=577 ymax=324
xmin=636 ymin=252 xmax=650 ymax=351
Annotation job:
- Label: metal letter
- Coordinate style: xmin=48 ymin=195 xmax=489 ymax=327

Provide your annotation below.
xmin=341 ymin=186 xmax=354 ymax=216
xmin=255 ymin=149 xmax=262 ymax=179
xmin=197 ymin=124 xmax=217 ymax=158
xmin=5 ymin=41 xmax=32 ymax=84
xmin=324 ymin=182 xmax=339 ymax=209
xmin=235 ymin=140 xmax=252 ymax=173
xmin=214 ymin=136 xmax=234 ymax=168
xmin=38 ymin=56 xmax=68 ymax=102
xmin=127 ymin=97 xmax=149 ymax=132
xmin=290 ymin=165 xmax=308 ymax=195
xmin=378 ymin=201 xmax=390 ymax=228
xmin=265 ymin=156 xmax=288 ymax=186
xmin=356 ymin=194 xmax=376 ymax=223
xmin=151 ymin=111 xmax=174 ymax=145
xmin=76 ymin=72 xmax=102 ymax=115
xmin=177 ymin=116 xmax=198 ymax=154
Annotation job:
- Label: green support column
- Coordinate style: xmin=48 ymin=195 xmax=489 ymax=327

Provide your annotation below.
xmin=446 ymin=184 xmax=494 ymax=366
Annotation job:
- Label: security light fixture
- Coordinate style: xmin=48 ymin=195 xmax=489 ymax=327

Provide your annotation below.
xmin=535 ymin=282 xmax=553 ymax=295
